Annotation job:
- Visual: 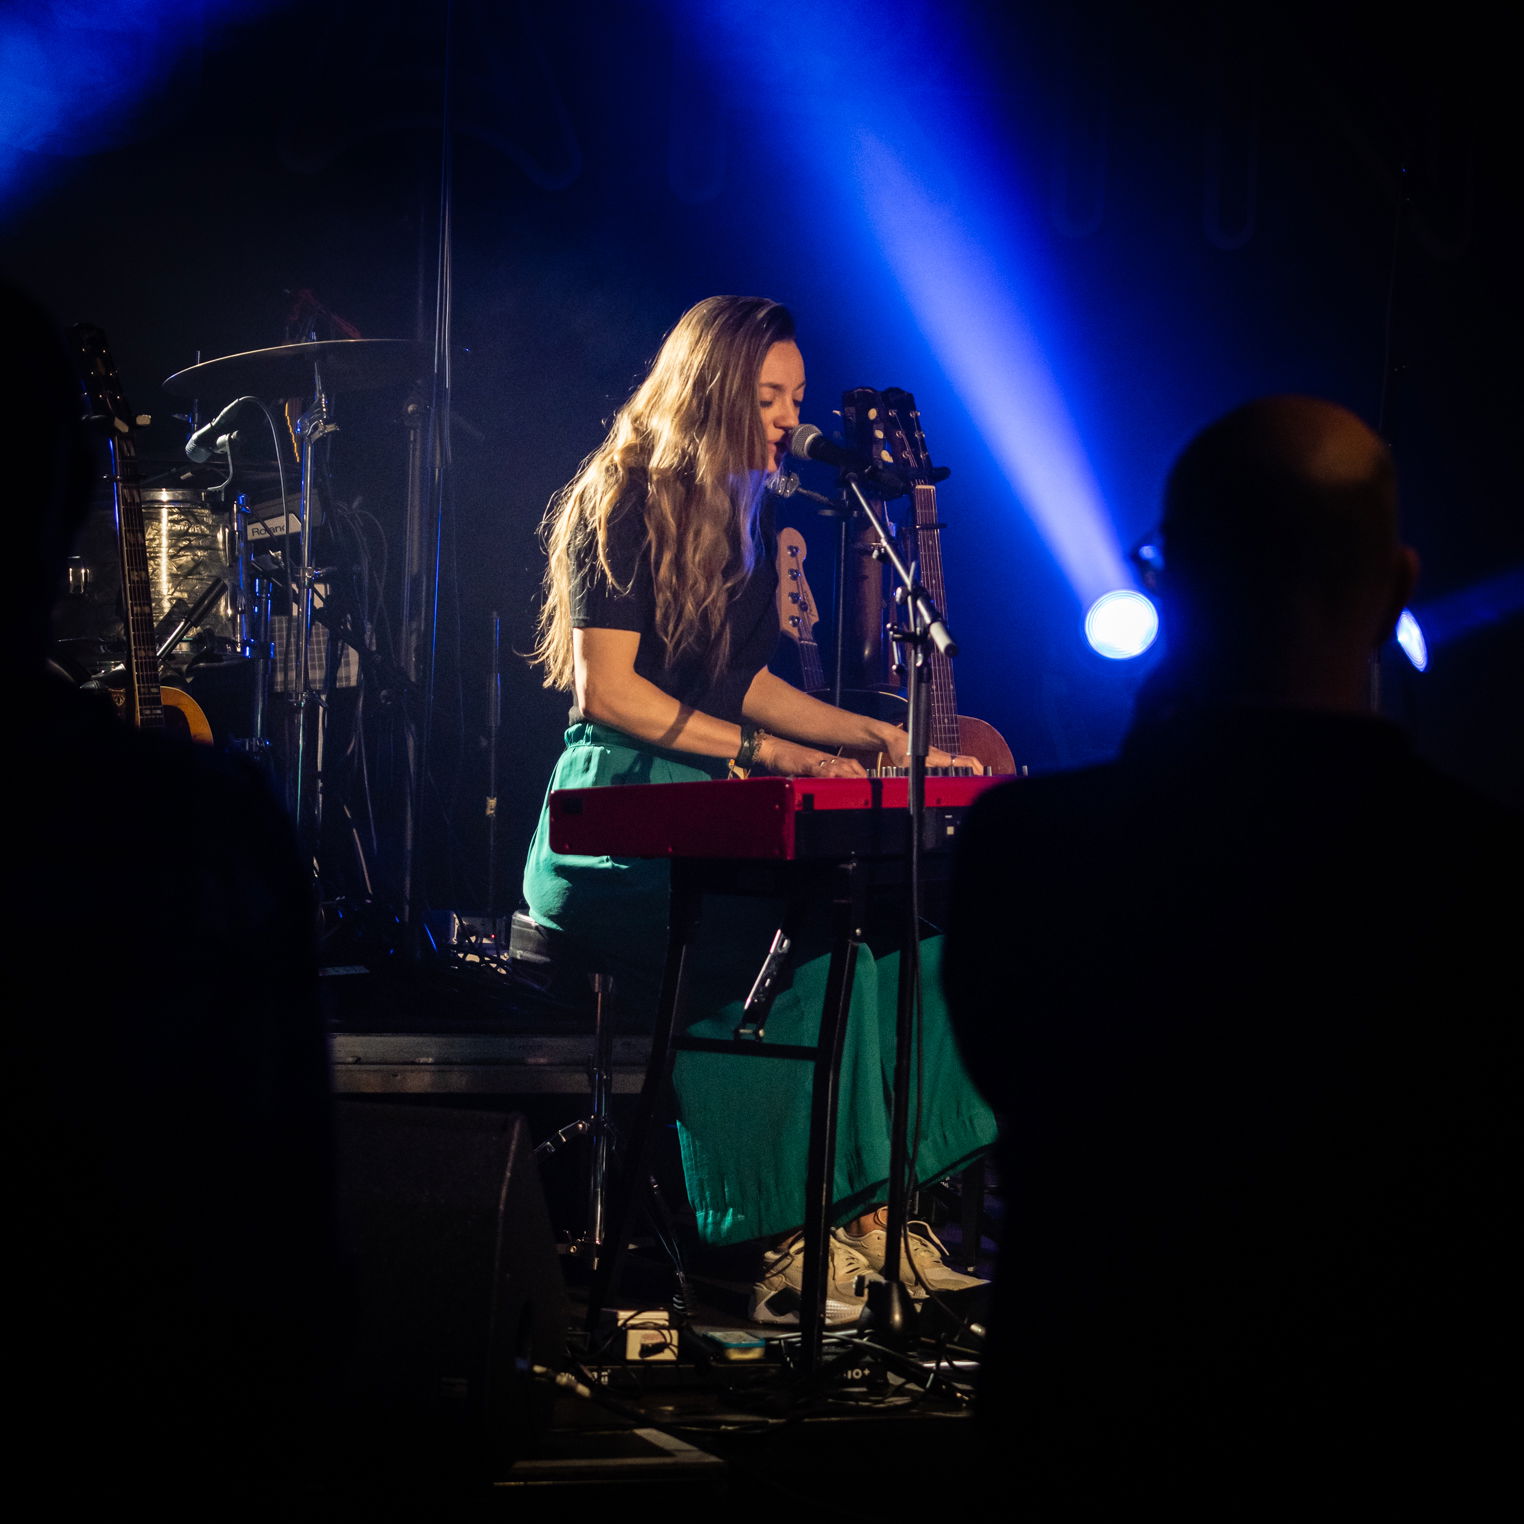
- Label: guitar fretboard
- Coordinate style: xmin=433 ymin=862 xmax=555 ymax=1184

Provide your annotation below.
xmin=905 ymin=483 xmax=959 ymax=758
xmin=110 ymin=424 xmax=165 ymax=729
xmin=74 ymin=324 xmax=167 ymax=732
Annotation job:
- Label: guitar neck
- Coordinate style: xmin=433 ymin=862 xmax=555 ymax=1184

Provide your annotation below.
xmin=796 ymin=636 xmax=827 ymax=693
xmin=73 ymin=323 xmax=166 ymax=731
xmin=111 ymin=429 xmax=165 ymax=729
xmin=905 ymin=483 xmax=960 ymax=757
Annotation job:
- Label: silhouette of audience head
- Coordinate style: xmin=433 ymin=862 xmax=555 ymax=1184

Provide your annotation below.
xmin=1154 ymin=395 xmax=1418 ymax=709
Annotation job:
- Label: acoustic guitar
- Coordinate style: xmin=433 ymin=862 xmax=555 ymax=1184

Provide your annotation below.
xmin=72 ymin=324 xmax=213 ymax=744
xmin=847 ymin=387 xmax=1016 ymax=775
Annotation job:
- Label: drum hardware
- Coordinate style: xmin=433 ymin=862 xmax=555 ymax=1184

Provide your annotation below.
xmin=164 ymin=339 xmax=425 ymax=874
xmin=229 ymin=492 xmax=275 ymax=754
xmin=154 ymin=576 xmax=229 ymax=661
xmin=75 ymin=481 xmax=238 ymax=661
xmin=161 ymin=339 xmax=426 ymax=405
xmin=244 ymin=512 xmax=301 ymax=542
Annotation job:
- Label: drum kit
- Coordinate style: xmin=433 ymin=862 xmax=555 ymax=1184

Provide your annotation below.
xmin=55 ymin=336 xmax=429 ymax=875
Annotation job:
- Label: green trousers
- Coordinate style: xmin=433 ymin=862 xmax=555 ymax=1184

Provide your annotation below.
xmin=523 ymin=722 xmax=997 ymax=1247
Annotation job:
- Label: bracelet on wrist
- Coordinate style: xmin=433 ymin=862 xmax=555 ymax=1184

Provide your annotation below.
xmin=729 ymin=723 xmax=765 ymax=778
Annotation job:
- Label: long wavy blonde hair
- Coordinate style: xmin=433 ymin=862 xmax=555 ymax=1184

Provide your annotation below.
xmin=532 ymin=295 xmax=797 ymax=690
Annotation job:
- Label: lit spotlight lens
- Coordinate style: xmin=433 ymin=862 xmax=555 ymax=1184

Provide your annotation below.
xmin=1395 ymin=609 xmax=1428 ymax=671
xmin=1085 ymin=590 xmax=1159 ymax=659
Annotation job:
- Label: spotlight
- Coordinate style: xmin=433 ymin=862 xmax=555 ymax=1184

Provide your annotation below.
xmin=1085 ymin=590 xmax=1158 ymax=660
xmin=1395 ymin=609 xmax=1428 ymax=672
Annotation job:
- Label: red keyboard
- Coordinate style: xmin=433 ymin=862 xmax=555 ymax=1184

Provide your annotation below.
xmin=548 ymin=774 xmax=1016 ymax=861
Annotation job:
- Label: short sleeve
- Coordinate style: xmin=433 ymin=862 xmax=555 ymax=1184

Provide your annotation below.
xmin=570 ymin=498 xmax=652 ymax=634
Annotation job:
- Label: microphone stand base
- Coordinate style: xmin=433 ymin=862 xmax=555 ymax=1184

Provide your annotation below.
xmin=863 ymin=1277 xmax=919 ymax=1349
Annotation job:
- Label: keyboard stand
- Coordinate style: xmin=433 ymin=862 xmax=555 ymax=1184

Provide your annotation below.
xmin=586 ymin=853 xmax=868 ymax=1382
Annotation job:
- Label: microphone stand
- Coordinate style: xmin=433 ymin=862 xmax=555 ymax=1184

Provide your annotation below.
xmin=828 ymin=494 xmax=850 ymax=709
xmin=837 ymin=468 xmax=959 ymax=1349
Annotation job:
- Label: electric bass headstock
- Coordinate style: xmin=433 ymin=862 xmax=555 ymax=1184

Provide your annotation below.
xmin=776 ymin=528 xmax=819 ymax=638
xmin=775 ymin=526 xmax=826 ymax=694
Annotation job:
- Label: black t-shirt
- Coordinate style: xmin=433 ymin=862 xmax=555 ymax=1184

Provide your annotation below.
xmin=569 ymin=484 xmax=780 ymax=725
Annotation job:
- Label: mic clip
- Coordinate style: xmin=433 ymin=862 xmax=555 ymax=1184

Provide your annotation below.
xmin=849 ymin=464 xmax=911 ymax=501
xmin=770 ymin=472 xmax=838 ymax=510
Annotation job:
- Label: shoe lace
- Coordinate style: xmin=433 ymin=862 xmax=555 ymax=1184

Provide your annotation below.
xmin=902 ymin=1220 xmax=970 ymax=1289
xmin=760 ymin=1230 xmax=804 ymax=1276
xmin=902 ymin=1220 xmax=949 ymax=1263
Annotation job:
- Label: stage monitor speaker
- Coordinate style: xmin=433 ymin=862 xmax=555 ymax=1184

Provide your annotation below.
xmin=333 ymin=1101 xmax=568 ymax=1476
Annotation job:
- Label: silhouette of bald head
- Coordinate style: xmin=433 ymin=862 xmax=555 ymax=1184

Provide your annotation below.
xmin=1156 ymin=396 xmax=1415 ymax=707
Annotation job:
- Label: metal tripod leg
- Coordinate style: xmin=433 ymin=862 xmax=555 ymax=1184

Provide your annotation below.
xmin=532 ymin=969 xmax=618 ymax=1268
xmin=584 ymin=971 xmax=615 ymax=1265
xmin=585 ymin=878 xmax=696 ymax=1332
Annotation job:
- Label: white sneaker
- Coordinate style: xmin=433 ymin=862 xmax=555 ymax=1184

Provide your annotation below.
xmin=842 ymin=1219 xmax=986 ymax=1299
xmin=748 ymin=1229 xmax=872 ymax=1327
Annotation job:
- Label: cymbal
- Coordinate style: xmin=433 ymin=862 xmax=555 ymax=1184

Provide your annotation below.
xmin=161 ymin=339 xmax=425 ymax=401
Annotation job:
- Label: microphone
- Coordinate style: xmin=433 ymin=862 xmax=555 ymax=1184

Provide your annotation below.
xmin=787 ymin=423 xmax=867 ymax=473
xmin=184 ymin=396 xmax=252 ymax=463
xmin=788 ymin=423 xmax=908 ymax=498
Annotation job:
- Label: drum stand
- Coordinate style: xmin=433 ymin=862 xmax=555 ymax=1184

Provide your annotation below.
xmin=288 ymin=370 xmax=338 ymax=860
xmin=228 ymin=491 xmax=275 ymax=763
xmin=215 ymin=373 xmax=336 ymax=867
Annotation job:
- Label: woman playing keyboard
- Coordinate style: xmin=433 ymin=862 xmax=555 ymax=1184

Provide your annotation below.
xmin=523 ymin=295 xmax=994 ymax=1324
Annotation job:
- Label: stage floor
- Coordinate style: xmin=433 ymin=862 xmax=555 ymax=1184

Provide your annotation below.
xmin=325 ymin=951 xmax=998 ymax=1509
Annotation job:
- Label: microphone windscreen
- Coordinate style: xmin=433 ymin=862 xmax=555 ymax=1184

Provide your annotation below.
xmin=786 ymin=423 xmax=823 ymax=460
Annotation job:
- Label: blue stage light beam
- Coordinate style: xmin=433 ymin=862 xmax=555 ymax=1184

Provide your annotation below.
xmin=1410 ymin=564 xmax=1524 ymax=656
xmin=658 ymin=1 xmax=1134 ymax=621
xmin=2 ymin=2 xmax=278 ymax=215
xmin=850 ymin=129 xmax=1132 ymax=609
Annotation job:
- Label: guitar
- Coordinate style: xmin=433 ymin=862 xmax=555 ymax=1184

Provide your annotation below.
xmin=72 ymin=324 xmax=213 ymax=744
xmin=865 ymin=388 xmax=1016 ymax=775
xmin=775 ymin=525 xmax=829 ymax=693
xmin=773 ymin=426 xmax=911 ymax=730
xmin=774 ymin=523 xmax=906 ymax=769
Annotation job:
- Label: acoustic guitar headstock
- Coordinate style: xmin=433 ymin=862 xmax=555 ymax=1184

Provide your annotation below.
xmin=877 ymin=388 xmax=936 ymax=484
xmin=839 ymin=386 xmax=948 ymax=490
xmin=70 ymin=323 xmax=138 ymax=445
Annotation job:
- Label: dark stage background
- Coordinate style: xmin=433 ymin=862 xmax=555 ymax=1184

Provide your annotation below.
xmin=6 ymin=0 xmax=1518 ymax=939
